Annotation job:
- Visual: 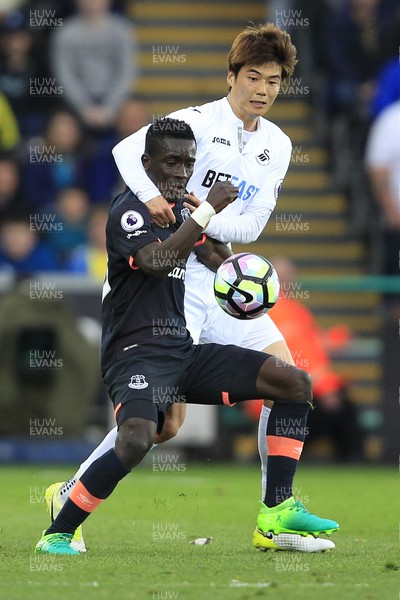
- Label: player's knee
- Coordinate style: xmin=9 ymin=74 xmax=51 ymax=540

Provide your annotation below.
xmin=124 ymin=434 xmax=152 ymax=461
xmin=116 ymin=419 xmax=155 ymax=468
xmin=290 ymin=368 xmax=312 ymax=404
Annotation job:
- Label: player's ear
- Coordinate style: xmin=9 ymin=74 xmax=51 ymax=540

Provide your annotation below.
xmin=141 ymin=153 xmax=151 ymax=171
xmin=227 ymin=69 xmax=235 ymax=88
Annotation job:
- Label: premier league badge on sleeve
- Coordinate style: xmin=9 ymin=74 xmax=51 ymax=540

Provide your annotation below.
xmin=274 ymin=179 xmax=283 ymax=200
xmin=121 ymin=210 xmax=145 ymax=232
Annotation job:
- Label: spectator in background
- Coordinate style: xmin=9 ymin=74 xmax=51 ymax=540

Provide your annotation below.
xmin=0 ymin=155 xmax=27 ymax=221
xmin=0 ymin=95 xmax=20 ymax=152
xmin=66 ymin=204 xmax=107 ymax=278
xmin=321 ymin=0 xmax=396 ymax=192
xmin=23 ymin=0 xmax=126 ymax=20
xmin=371 ymin=16 xmax=400 ymax=118
xmin=372 ymin=60 xmax=400 ymax=119
xmin=88 ymin=96 xmax=153 ymax=202
xmin=0 ymin=10 xmax=47 ymax=136
xmin=0 ymin=3 xmax=25 ymax=13
xmin=45 ymin=187 xmax=90 ymax=267
xmin=266 ymin=0 xmax=332 ymax=90
xmin=0 ymin=217 xmax=60 ymax=273
xmin=23 ymin=110 xmax=90 ymax=208
xmin=365 ymin=100 xmax=400 ymax=278
xmin=51 ymin=0 xmax=137 ymax=132
xmin=243 ymin=257 xmax=363 ymax=461
xmin=22 ymin=1 xmax=76 ymax=21
xmin=114 ymin=96 xmax=152 ymax=141
xmin=323 ymin=0 xmax=393 ymax=122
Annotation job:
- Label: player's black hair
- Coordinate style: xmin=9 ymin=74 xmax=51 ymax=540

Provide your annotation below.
xmin=145 ymin=118 xmax=196 ymax=156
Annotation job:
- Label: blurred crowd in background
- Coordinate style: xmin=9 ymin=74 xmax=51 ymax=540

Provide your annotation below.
xmin=268 ymin=0 xmax=400 ymax=277
xmin=0 ymin=0 xmax=399 ymax=277
xmin=0 ymin=0 xmax=145 ymax=276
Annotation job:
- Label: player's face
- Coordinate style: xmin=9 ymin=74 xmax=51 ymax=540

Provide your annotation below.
xmin=143 ymin=139 xmax=196 ymax=202
xmin=227 ymin=63 xmax=282 ymax=131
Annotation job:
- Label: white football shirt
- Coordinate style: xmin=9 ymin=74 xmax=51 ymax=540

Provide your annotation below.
xmin=113 ymin=97 xmax=290 ymax=347
xmin=112 ymin=97 xmax=292 ymax=244
xmin=365 ymin=100 xmax=400 ymax=210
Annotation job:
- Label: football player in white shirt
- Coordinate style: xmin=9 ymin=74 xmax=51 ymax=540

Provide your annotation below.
xmin=45 ymin=23 xmax=338 ymax=554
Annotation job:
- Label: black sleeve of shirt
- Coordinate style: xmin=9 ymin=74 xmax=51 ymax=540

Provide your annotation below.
xmin=168 ymin=201 xmax=206 ymax=246
xmin=108 ymin=196 xmax=160 ymax=267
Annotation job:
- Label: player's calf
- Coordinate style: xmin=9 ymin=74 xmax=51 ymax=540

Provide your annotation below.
xmin=290 ymin=367 xmax=312 ymax=405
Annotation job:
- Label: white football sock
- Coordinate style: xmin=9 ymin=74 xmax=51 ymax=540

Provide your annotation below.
xmin=58 ymin=427 xmax=158 ymax=505
xmin=76 ymin=426 xmax=118 ymax=479
xmin=258 ymin=405 xmax=271 ymax=502
xmin=57 ymin=427 xmax=118 ymax=505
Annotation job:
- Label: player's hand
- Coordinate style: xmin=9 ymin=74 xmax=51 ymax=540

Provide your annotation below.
xmin=205 ymin=181 xmax=238 ymax=214
xmin=146 ymin=195 xmax=176 ymax=228
xmin=183 ymin=192 xmax=201 ymax=212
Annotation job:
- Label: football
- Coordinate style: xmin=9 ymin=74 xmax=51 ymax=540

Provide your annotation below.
xmin=214 ymin=253 xmax=280 ymax=319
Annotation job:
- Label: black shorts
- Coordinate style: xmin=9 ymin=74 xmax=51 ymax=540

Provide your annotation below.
xmin=103 ymin=343 xmax=269 ymax=428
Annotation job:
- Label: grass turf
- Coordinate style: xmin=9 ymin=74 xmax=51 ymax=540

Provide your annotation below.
xmin=0 ymin=462 xmax=398 ymax=600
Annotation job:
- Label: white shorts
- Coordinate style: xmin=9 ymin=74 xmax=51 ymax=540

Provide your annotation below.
xmin=184 ymin=256 xmax=284 ymax=352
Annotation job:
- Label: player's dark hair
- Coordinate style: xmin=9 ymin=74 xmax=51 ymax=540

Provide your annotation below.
xmin=145 ymin=118 xmax=196 ymax=156
xmin=228 ymin=22 xmax=297 ymax=80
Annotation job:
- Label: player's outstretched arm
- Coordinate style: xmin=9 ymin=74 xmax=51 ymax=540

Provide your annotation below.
xmin=204 ymin=138 xmax=292 ymax=244
xmin=135 ymin=182 xmax=238 ymax=278
xmin=194 ymin=237 xmax=233 ymax=273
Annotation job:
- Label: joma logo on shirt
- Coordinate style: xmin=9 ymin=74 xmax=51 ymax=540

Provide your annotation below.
xmin=212 ymin=136 xmax=231 ymax=146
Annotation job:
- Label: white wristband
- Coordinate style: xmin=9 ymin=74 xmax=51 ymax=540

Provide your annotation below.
xmin=190 ymin=201 xmax=216 ymax=229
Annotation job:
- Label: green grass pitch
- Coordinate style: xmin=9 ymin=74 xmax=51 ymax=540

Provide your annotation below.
xmin=0 ymin=462 xmax=398 ymax=600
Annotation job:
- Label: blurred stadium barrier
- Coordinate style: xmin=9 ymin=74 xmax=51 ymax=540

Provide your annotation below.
xmin=0 ymin=274 xmax=398 ymax=463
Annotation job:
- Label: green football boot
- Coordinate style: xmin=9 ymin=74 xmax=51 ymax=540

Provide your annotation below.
xmin=256 ymin=497 xmax=339 ymax=537
xmin=35 ymin=531 xmax=79 ymax=555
